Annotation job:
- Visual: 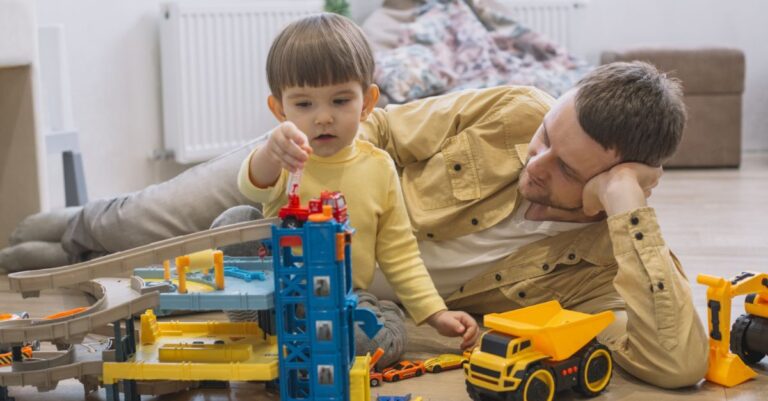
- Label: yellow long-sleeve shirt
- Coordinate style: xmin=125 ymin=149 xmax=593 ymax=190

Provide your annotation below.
xmin=238 ymin=138 xmax=446 ymax=324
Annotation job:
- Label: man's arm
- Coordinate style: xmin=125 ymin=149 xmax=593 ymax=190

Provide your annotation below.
xmin=585 ymin=164 xmax=708 ymax=388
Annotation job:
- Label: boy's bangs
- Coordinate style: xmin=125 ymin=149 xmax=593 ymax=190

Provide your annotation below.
xmin=279 ymin=34 xmax=367 ymax=90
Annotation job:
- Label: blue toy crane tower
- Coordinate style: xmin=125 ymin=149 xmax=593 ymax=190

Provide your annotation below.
xmin=273 ymin=207 xmax=381 ymax=401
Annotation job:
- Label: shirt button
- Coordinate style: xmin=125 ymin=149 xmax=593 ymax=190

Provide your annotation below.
xmin=542 ymin=264 xmax=550 ymax=271
xmin=631 ymin=216 xmax=639 ymax=225
xmin=635 ymin=232 xmax=644 ymax=240
xmin=454 ymin=164 xmax=462 ymax=172
xmin=518 ymin=291 xmax=526 ymax=298
xmin=460 ymin=285 xmax=464 ymax=293
xmin=427 ymin=233 xmax=434 ymax=238
xmin=495 ymin=274 xmax=502 ymax=281
xmin=657 ymin=282 xmax=665 ymax=290
xmin=471 ymin=218 xmax=479 ymax=225
xmin=567 ymin=253 xmax=576 ymax=260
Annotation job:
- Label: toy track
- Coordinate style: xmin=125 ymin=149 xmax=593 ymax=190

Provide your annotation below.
xmin=0 ymin=341 xmax=109 ymax=392
xmin=7 ymin=218 xmax=278 ymax=296
xmin=0 ymin=278 xmax=157 ymax=344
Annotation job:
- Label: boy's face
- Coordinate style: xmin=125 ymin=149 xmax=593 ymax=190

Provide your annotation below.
xmin=269 ymin=82 xmax=378 ymax=157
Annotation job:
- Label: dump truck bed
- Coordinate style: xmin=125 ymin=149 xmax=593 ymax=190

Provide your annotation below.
xmin=484 ymin=300 xmax=614 ymax=361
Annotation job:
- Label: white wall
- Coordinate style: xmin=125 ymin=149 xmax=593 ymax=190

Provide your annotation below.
xmin=36 ymin=0 xmax=768 ymax=202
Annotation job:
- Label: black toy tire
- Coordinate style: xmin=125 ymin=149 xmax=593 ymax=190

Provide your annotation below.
xmin=281 ymin=216 xmax=300 ymax=229
xmin=731 ymin=314 xmax=766 ymax=365
xmin=513 ymin=365 xmax=555 ymax=401
xmin=574 ymin=342 xmax=613 ymax=397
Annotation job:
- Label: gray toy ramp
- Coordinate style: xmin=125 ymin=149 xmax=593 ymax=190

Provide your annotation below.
xmin=0 ymin=278 xmax=157 ymax=344
xmin=8 ymin=218 xmax=278 ymax=295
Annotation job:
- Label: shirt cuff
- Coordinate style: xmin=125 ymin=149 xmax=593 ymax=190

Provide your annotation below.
xmin=607 ymin=207 xmax=666 ymax=257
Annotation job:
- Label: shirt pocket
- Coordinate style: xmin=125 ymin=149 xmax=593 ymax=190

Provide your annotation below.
xmin=404 ymin=130 xmax=481 ymax=210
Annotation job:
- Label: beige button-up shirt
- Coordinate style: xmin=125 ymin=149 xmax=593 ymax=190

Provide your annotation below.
xmin=360 ymin=86 xmax=708 ymax=389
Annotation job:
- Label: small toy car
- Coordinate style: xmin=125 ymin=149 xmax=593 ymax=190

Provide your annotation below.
xmin=376 ymin=394 xmax=422 ymax=401
xmin=424 ymin=353 xmax=466 ymax=373
xmin=382 ymin=360 xmax=426 ymax=382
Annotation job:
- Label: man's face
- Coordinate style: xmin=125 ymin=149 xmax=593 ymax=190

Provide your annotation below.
xmin=519 ymin=91 xmax=621 ymax=211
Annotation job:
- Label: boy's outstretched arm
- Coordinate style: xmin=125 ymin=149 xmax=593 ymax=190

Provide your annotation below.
xmin=426 ymin=310 xmax=479 ymax=350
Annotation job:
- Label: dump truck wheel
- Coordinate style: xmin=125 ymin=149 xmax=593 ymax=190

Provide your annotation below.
xmin=575 ymin=343 xmax=612 ymax=397
xmin=515 ymin=366 xmax=555 ymax=401
xmin=731 ymin=314 xmax=766 ymax=364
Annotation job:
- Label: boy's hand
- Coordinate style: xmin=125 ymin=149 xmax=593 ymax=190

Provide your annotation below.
xmin=426 ymin=310 xmax=479 ymax=350
xmin=267 ymin=121 xmax=313 ymax=172
xmin=582 ymin=162 xmax=662 ymax=217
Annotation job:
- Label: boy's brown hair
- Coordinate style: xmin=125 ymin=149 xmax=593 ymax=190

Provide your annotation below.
xmin=575 ymin=61 xmax=686 ymax=166
xmin=266 ymin=13 xmax=375 ymax=100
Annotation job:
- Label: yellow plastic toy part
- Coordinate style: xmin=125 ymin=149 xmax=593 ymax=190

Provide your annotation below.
xmin=349 ymin=353 xmax=372 ymax=401
xmin=697 ymin=273 xmax=761 ymax=387
xmin=159 ymin=343 xmax=252 ymax=363
xmin=105 ymin=309 xmax=278 ymax=384
xmin=175 ymin=249 xmax=225 ymax=293
xmin=483 ymin=300 xmax=614 ymax=361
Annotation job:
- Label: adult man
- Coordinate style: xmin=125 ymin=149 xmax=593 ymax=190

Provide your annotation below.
xmin=1 ymin=62 xmax=707 ymax=388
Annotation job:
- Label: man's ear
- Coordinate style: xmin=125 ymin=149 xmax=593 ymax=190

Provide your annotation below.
xmin=360 ymin=84 xmax=380 ymax=121
xmin=268 ymin=95 xmax=287 ymax=122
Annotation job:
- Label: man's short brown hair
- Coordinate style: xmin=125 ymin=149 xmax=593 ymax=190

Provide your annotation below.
xmin=266 ymin=13 xmax=374 ymax=100
xmin=575 ymin=61 xmax=686 ymax=166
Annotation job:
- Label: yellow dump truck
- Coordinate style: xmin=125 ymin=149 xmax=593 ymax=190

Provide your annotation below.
xmin=464 ymin=301 xmax=615 ymax=401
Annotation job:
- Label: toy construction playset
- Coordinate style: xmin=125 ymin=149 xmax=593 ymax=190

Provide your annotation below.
xmin=1 ymin=191 xmax=766 ymax=401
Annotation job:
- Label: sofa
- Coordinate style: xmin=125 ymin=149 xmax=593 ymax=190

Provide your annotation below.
xmin=601 ymin=47 xmax=746 ymax=168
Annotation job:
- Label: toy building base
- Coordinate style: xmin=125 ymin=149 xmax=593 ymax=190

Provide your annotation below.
xmin=102 ymin=310 xmax=279 ymax=386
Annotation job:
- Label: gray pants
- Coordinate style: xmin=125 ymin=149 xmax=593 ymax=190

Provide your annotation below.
xmin=1 ymin=137 xmax=264 ymax=273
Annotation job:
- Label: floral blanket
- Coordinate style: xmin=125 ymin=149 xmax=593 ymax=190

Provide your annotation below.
xmin=374 ymin=0 xmax=592 ymax=104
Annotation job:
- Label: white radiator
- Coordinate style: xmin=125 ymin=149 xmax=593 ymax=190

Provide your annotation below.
xmin=496 ymin=0 xmax=588 ymax=51
xmin=160 ymin=1 xmax=324 ymax=163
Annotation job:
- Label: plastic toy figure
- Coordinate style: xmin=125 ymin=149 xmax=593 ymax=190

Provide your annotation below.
xmin=698 ymin=271 xmax=768 ymax=387
xmin=382 ymin=360 xmax=426 ymax=382
xmin=424 ymin=353 xmax=466 ymax=373
xmin=465 ymin=301 xmax=614 ymax=401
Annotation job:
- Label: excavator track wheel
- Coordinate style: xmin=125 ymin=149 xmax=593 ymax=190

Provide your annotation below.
xmin=731 ymin=314 xmax=766 ymax=364
xmin=515 ymin=366 xmax=555 ymax=401
xmin=575 ymin=343 xmax=612 ymax=397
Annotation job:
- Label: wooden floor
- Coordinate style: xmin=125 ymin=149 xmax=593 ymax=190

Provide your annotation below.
xmin=2 ymin=152 xmax=767 ymax=401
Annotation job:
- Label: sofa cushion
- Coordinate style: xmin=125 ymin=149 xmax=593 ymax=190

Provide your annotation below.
xmin=601 ymin=47 xmax=745 ymax=95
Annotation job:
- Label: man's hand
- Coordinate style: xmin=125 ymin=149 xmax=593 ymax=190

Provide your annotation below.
xmin=426 ymin=310 xmax=479 ymax=350
xmin=265 ymin=121 xmax=313 ymax=172
xmin=583 ymin=163 xmax=662 ymax=217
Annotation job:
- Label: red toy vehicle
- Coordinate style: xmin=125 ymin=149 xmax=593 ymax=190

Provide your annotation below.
xmin=382 ymin=360 xmax=426 ymax=382
xmin=278 ymin=190 xmax=348 ymax=228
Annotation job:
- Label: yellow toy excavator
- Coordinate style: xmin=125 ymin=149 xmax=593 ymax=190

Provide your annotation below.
xmin=697 ymin=272 xmax=768 ymax=387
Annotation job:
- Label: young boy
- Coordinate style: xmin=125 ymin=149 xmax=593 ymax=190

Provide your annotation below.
xmin=238 ymin=13 xmax=478 ymax=361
